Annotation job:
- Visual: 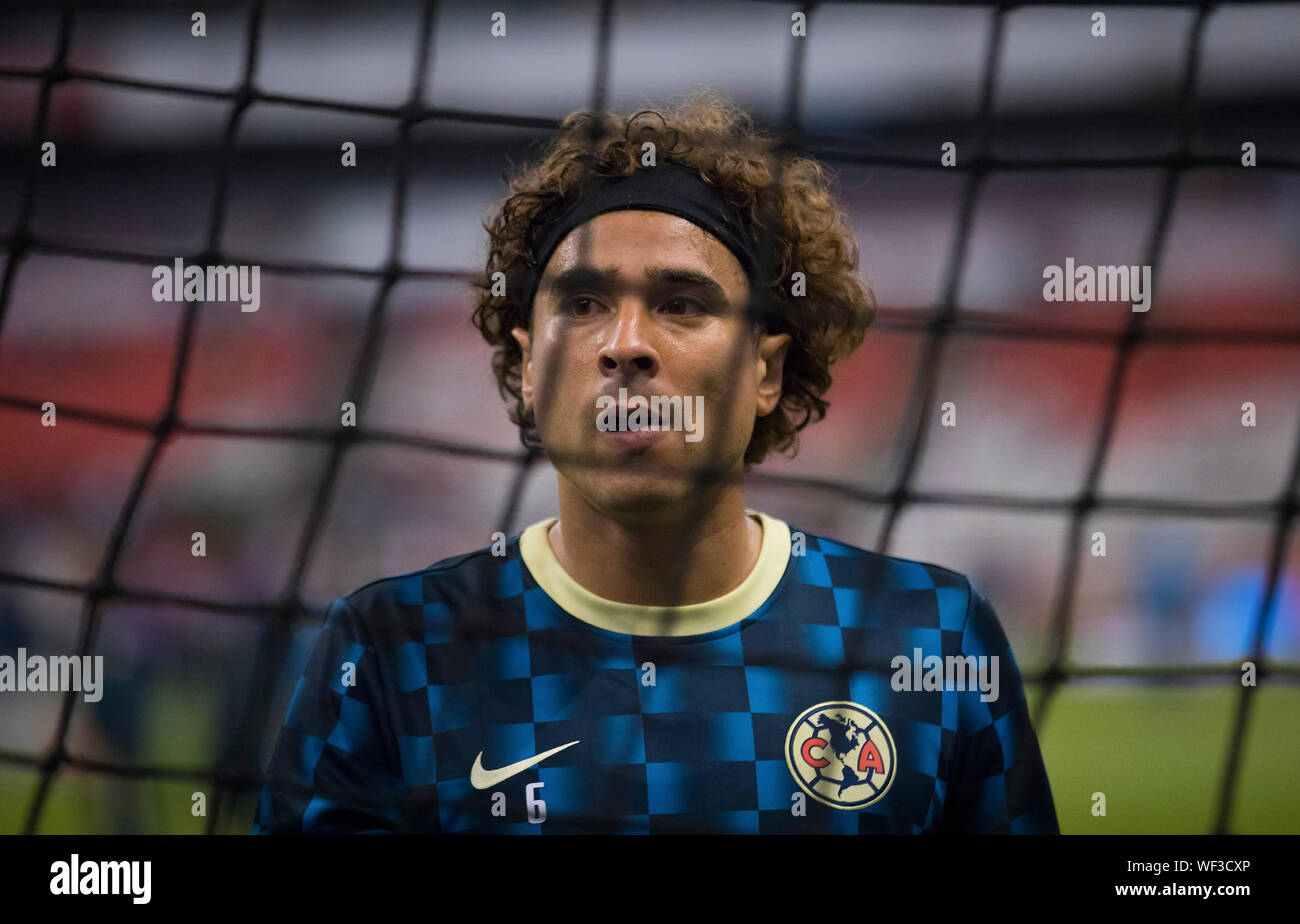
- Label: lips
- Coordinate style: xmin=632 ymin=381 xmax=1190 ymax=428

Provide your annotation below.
xmin=600 ymin=426 xmax=665 ymax=450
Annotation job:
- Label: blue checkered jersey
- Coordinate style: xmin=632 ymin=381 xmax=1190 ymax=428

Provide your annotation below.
xmin=252 ymin=511 xmax=1058 ymax=834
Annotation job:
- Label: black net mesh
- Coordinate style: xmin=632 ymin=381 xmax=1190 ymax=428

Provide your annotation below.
xmin=0 ymin=0 xmax=1296 ymax=835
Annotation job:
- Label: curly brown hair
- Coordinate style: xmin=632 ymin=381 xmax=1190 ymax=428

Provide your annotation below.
xmin=470 ymin=89 xmax=876 ymax=468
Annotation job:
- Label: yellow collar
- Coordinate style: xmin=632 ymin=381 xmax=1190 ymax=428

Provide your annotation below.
xmin=518 ymin=510 xmax=791 ymax=637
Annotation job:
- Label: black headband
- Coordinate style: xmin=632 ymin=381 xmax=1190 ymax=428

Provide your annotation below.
xmin=521 ymin=161 xmax=770 ymax=313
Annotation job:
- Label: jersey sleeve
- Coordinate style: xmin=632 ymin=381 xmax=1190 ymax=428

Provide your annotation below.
xmin=940 ymin=582 xmax=1059 ymax=834
xmin=252 ymin=595 xmax=405 ymax=834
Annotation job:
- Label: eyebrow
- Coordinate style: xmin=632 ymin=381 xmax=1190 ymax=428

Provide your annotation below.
xmin=545 ymin=265 xmax=730 ymax=306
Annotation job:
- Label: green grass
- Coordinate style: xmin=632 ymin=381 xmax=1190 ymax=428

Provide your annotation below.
xmin=1028 ymin=682 xmax=1300 ymax=834
xmin=3 ymin=680 xmax=226 ymax=834
xmin=3 ymin=681 xmax=1297 ymax=833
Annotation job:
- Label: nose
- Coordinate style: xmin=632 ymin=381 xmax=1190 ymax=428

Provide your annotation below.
xmin=598 ymin=304 xmax=660 ymax=379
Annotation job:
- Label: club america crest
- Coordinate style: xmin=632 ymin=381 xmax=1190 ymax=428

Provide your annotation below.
xmin=785 ymin=701 xmax=896 ymax=810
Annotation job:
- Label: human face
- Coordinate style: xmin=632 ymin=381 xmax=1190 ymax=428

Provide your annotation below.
xmin=511 ymin=210 xmax=790 ymax=520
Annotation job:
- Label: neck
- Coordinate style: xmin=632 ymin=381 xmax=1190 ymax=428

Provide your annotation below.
xmin=548 ymin=480 xmax=761 ymax=607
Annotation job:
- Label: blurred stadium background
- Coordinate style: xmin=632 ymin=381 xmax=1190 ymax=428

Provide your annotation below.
xmin=0 ymin=0 xmax=1297 ymax=834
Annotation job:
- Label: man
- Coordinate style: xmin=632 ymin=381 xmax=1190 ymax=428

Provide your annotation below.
xmin=253 ymin=92 xmax=1058 ymax=834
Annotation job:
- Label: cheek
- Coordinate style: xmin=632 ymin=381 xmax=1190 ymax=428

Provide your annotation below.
xmin=535 ymin=319 xmax=593 ymax=372
xmin=529 ymin=340 xmax=585 ymax=424
xmin=694 ymin=352 xmax=760 ymax=437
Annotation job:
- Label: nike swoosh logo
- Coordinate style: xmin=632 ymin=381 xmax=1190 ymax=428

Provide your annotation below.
xmin=469 ymin=740 xmax=580 ymax=790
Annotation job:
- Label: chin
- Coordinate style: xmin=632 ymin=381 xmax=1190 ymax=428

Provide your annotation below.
xmin=572 ymin=472 xmax=708 ymax=521
xmin=552 ymin=437 xmax=743 ymax=519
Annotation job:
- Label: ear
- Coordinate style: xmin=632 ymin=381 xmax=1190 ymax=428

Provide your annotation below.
xmin=755 ymin=332 xmax=791 ymax=417
xmin=510 ymin=326 xmax=534 ymax=411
